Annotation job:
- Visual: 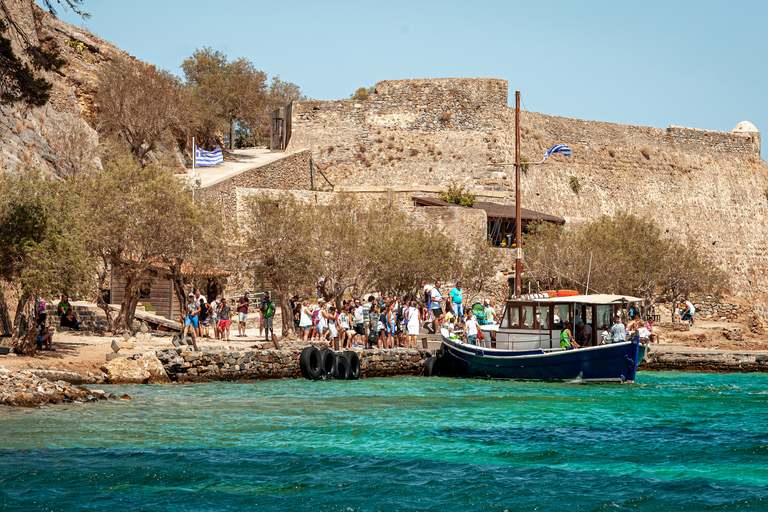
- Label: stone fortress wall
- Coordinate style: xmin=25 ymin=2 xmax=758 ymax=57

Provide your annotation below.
xmin=281 ymin=77 xmax=768 ymax=317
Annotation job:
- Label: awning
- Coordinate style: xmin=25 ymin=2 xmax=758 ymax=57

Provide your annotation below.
xmin=411 ymin=196 xmax=565 ymax=224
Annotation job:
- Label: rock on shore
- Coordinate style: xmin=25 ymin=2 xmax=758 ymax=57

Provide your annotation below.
xmin=0 ymin=368 xmax=110 ymax=407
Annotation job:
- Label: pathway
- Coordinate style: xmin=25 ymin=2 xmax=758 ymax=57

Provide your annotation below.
xmin=183 ymin=148 xmax=289 ymax=188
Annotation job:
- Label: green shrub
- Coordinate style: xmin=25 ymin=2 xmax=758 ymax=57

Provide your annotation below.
xmin=440 ymin=180 xmax=476 ymax=207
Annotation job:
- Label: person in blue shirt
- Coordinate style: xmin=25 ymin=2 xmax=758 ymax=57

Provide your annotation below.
xmin=449 ymin=282 xmax=463 ymax=319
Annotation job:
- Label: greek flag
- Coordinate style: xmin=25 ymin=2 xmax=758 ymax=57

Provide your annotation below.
xmin=540 ymin=143 xmax=572 ymax=163
xmin=195 ymin=146 xmax=223 ymax=167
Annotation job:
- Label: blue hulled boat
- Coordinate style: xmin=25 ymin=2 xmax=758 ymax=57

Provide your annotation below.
xmin=432 ymin=294 xmax=651 ymax=383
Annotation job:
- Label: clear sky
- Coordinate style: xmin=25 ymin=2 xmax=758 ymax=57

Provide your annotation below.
xmin=49 ymin=0 xmax=767 ymax=139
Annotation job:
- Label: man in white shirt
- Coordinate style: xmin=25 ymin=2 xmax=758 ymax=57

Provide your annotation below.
xmin=430 ymin=281 xmax=444 ymax=334
xmin=353 ymin=299 xmax=365 ymax=345
xmin=465 ymin=309 xmax=479 ymax=345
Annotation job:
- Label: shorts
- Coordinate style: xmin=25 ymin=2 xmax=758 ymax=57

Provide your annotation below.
xmin=452 ymin=303 xmax=463 ymax=318
xmin=185 ymin=315 xmax=199 ymax=328
xmin=354 ymin=323 xmax=365 ymax=335
xmin=302 ymin=326 xmax=311 ymax=331
xmin=220 ymin=319 xmax=231 ymax=329
xmin=264 ymin=316 xmax=274 ymax=329
xmin=239 ymin=312 xmax=248 ymax=323
xmin=317 ymin=325 xmax=325 ymax=335
xmin=467 ymin=334 xmax=477 ymax=345
xmin=432 ymin=308 xmax=443 ymax=318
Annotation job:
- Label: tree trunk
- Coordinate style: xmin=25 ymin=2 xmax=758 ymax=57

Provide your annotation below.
xmin=0 ymin=286 xmax=13 ymax=335
xmin=173 ymin=277 xmax=188 ymax=321
xmin=11 ymin=293 xmax=36 ymax=355
xmin=230 ymin=118 xmax=235 ymax=150
xmin=114 ymin=274 xmax=141 ymax=332
xmin=277 ymin=291 xmax=294 ymax=340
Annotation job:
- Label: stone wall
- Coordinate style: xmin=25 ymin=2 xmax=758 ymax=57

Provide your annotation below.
xmin=197 ymin=150 xmax=313 ymax=225
xmin=640 ymin=351 xmax=768 ymax=373
xmin=155 ymin=347 xmax=433 ymax=382
xmin=234 ymin=187 xmax=487 ymax=253
xmin=282 ymin=77 xmax=768 ymax=318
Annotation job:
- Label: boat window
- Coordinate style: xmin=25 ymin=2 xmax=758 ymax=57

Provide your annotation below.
xmin=554 ymin=304 xmax=569 ymax=329
xmin=521 ymin=305 xmax=535 ymax=329
xmin=596 ymin=305 xmax=613 ymax=330
xmin=538 ymin=306 xmax=550 ymax=329
xmin=502 ymin=306 xmax=520 ymax=328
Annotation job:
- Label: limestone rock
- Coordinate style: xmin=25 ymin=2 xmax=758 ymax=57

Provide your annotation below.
xmin=136 ymin=352 xmax=171 ymax=384
xmin=102 ymin=357 xmax=150 ymax=384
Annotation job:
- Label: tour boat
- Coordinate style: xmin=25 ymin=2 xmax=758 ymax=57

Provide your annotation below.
xmin=433 ymin=294 xmax=651 ymax=383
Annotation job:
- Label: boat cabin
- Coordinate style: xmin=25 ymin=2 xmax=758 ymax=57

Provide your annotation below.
xmin=486 ymin=294 xmax=645 ymax=351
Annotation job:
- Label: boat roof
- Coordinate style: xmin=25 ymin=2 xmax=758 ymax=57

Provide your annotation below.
xmin=516 ymin=294 xmax=644 ymax=305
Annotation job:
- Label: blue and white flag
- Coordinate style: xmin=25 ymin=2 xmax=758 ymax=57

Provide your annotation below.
xmin=540 ymin=143 xmax=572 ymax=163
xmin=195 ymin=146 xmax=223 ymax=167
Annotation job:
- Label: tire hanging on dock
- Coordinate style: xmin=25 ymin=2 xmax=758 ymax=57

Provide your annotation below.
xmin=319 ymin=348 xmax=337 ymax=379
xmin=424 ymin=356 xmax=438 ymax=377
xmin=300 ymin=346 xmax=323 ymax=380
xmin=336 ymin=354 xmax=351 ymax=380
xmin=343 ymin=350 xmax=361 ymax=380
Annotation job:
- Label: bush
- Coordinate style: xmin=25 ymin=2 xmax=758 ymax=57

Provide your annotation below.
xmin=440 ymin=180 xmax=476 ymax=207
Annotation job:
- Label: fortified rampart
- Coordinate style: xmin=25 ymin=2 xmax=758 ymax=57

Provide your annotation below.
xmin=280 ymin=77 xmax=768 ymax=317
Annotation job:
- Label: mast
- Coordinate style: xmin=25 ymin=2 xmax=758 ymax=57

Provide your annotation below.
xmin=514 ymin=91 xmax=522 ymax=298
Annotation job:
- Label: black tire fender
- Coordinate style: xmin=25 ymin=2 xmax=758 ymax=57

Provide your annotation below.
xmin=336 ymin=354 xmax=351 ymax=380
xmin=319 ymin=348 xmax=337 ymax=379
xmin=343 ymin=350 xmax=361 ymax=380
xmin=299 ymin=346 xmax=323 ymax=380
xmin=424 ymin=356 xmax=438 ymax=377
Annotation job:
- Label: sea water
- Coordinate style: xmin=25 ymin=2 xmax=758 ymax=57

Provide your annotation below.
xmin=1 ymin=372 xmax=767 ymax=511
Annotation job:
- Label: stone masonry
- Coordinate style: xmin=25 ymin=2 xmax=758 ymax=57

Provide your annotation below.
xmin=279 ymin=77 xmax=768 ymax=318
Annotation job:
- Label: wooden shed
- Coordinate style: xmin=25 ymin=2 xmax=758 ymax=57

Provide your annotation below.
xmin=110 ymin=263 xmax=229 ymax=321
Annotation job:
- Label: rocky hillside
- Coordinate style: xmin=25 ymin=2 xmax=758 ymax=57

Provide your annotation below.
xmin=0 ymin=0 xmax=128 ymax=175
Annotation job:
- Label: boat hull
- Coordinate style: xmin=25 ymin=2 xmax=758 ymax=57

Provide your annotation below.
xmin=440 ymin=336 xmax=643 ymax=382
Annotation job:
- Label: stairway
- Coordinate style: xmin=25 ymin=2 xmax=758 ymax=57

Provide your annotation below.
xmin=48 ymin=302 xmax=111 ymax=333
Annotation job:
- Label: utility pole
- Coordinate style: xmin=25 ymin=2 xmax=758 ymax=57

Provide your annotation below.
xmin=514 ymin=91 xmax=522 ymax=298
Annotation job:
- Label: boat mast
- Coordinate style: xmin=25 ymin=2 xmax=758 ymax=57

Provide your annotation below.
xmin=514 ymin=91 xmax=522 ymax=298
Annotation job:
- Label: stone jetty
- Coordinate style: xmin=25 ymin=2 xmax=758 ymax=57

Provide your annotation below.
xmin=0 ymin=367 xmax=113 ymax=407
xmin=151 ymin=346 xmax=434 ymax=382
xmin=640 ymin=349 xmax=768 ymax=373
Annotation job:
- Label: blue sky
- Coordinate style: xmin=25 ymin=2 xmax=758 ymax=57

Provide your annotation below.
xmin=50 ymin=0 xmax=767 ymax=138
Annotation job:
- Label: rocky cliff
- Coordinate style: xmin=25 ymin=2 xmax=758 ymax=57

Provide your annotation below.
xmin=0 ymin=0 xmax=127 ymax=175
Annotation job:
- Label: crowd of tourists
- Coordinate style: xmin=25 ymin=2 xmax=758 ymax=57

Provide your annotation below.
xmin=180 ymin=290 xmax=277 ymax=350
xmin=289 ymin=281 xmax=497 ymax=350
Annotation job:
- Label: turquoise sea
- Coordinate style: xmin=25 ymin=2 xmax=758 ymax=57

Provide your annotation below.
xmin=1 ymin=372 xmax=767 ymax=511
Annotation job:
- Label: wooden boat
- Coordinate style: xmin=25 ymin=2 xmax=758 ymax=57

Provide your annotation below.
xmin=432 ymin=294 xmax=651 ymax=383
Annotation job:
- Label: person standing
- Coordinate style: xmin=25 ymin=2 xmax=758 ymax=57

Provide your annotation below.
xmin=682 ymin=299 xmax=696 ymax=326
xmin=449 ymin=282 xmax=464 ymax=319
xmin=465 ymin=309 xmax=480 ymax=345
xmin=210 ymin=296 xmax=221 ymax=340
xmin=352 ymin=298 xmax=365 ymax=346
xmin=237 ymin=292 xmax=249 ymax=337
xmin=261 ymin=292 xmax=275 ymax=342
xmin=610 ymin=315 xmax=626 ymax=344
xmin=483 ymin=299 xmax=495 ymax=324
xmin=299 ymin=301 xmax=313 ymax=342
xmin=218 ymin=299 xmax=232 ymax=341
xmin=405 ymin=299 xmax=421 ymax=349
xmin=430 ymin=281 xmax=445 ymax=334
xmin=182 ymin=293 xmax=200 ymax=351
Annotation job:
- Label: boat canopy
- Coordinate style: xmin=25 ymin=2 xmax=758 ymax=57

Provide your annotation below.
xmin=533 ymin=294 xmax=643 ymax=305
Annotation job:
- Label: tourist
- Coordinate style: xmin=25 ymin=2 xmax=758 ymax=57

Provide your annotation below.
xmin=405 ymin=299 xmax=421 ymax=349
xmin=376 ymin=306 xmax=386 ymax=349
xmin=182 ymin=292 xmax=200 ymax=351
xmin=645 ymin=317 xmax=659 ymax=344
xmin=37 ymin=324 xmax=54 ymax=351
xmin=326 ymin=305 xmax=339 ymax=349
xmin=36 ymin=297 xmax=47 ymax=327
xmin=218 ymin=299 xmax=231 ymax=341
xmin=626 ymin=314 xmax=642 ymax=333
xmin=600 ymin=324 xmax=611 ymax=345
xmin=57 ymin=294 xmax=80 ymax=330
xmin=237 ymin=292 xmax=249 ymax=337
xmin=449 ymin=282 xmax=464 ymax=319
xmin=484 ymin=299 xmax=495 ymax=324
xmin=261 ymin=292 xmax=276 ymax=342
xmin=430 ymin=281 xmax=445 ymax=334
xmin=681 ymin=299 xmax=696 ymax=326
xmin=610 ymin=315 xmax=626 ymax=344
xmin=560 ymin=321 xmax=579 ymax=350
xmin=299 ymin=301 xmax=313 ymax=341
xmin=195 ymin=290 xmax=207 ymax=305
xmin=674 ymin=303 xmax=682 ymax=323
xmin=314 ymin=300 xmax=326 ymax=341
xmin=210 ymin=296 xmax=221 ymax=339
xmin=363 ymin=296 xmax=373 ymax=337
xmin=628 ymin=302 xmax=639 ymax=320
xmin=575 ymin=320 xmax=592 ymax=347
xmin=465 ymin=309 xmax=480 ymax=345
xmin=200 ymin=301 xmax=212 ymax=338
xmin=291 ymin=295 xmax=301 ymax=330
xmin=339 ymin=306 xmax=356 ymax=348
xmin=352 ymin=298 xmax=365 ymax=345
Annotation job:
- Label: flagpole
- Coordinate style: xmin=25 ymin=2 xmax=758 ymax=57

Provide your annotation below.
xmin=192 ymin=136 xmax=195 ymax=205
xmin=514 ymin=91 xmax=522 ymax=299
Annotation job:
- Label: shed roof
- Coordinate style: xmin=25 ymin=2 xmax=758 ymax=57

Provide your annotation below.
xmin=411 ymin=196 xmax=565 ymax=224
